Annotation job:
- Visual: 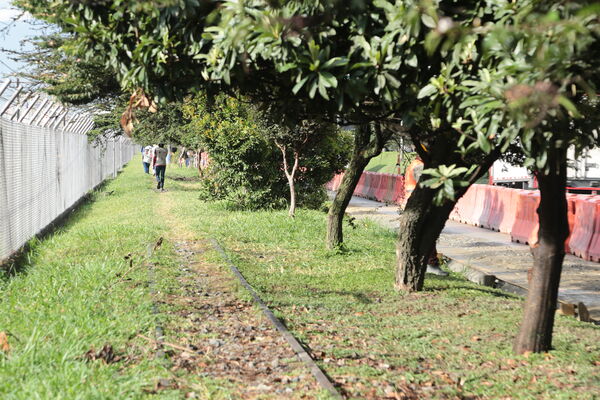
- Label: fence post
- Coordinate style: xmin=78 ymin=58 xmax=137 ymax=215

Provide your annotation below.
xmin=113 ymin=138 xmax=117 ymax=177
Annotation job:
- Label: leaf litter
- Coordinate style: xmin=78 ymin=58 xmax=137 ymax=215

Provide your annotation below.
xmin=154 ymin=239 xmax=326 ymax=399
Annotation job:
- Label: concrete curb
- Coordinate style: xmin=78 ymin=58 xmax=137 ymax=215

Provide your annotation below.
xmin=440 ymin=251 xmax=598 ymax=325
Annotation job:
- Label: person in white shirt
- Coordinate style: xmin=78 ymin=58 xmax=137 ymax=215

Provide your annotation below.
xmin=142 ymin=145 xmax=152 ymax=174
xmin=153 ymin=143 xmax=169 ymax=191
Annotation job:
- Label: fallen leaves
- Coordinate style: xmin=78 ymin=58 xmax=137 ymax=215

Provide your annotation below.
xmin=82 ymin=344 xmax=123 ymax=364
xmin=158 ymin=240 xmax=322 ymax=397
xmin=0 ymin=331 xmax=9 ymax=353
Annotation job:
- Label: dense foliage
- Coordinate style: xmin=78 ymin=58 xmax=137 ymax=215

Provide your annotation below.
xmin=183 ymin=94 xmax=351 ymax=210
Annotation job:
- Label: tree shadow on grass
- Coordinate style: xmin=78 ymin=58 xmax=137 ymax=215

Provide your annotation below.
xmin=426 ymin=275 xmax=522 ymax=300
xmin=169 ymin=175 xmax=200 ymax=182
xmin=300 ymin=287 xmax=375 ymax=305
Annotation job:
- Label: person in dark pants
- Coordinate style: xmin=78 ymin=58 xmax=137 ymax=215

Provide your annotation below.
xmin=153 ymin=143 xmax=168 ymax=191
xmin=142 ymin=145 xmax=152 ymax=174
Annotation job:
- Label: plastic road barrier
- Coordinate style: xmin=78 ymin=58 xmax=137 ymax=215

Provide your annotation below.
xmin=588 ymin=198 xmax=600 ymax=262
xmin=485 ymin=186 xmax=509 ymax=231
xmin=510 ymin=191 xmax=540 ymax=245
xmin=569 ymin=196 xmax=600 ymax=260
xmin=325 ymin=171 xmax=600 ymax=264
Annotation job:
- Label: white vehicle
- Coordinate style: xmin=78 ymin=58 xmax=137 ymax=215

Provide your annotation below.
xmin=490 ymin=147 xmax=600 ymax=193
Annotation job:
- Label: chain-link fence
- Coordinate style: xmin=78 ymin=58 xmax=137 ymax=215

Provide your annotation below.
xmin=0 ymin=81 xmax=138 ymax=263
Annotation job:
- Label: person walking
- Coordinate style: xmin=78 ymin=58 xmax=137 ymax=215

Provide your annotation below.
xmin=153 ymin=143 xmax=168 ymax=191
xmin=186 ymin=149 xmax=194 ymax=168
xmin=142 ymin=145 xmax=152 ymax=174
xmin=178 ymin=147 xmax=188 ymax=168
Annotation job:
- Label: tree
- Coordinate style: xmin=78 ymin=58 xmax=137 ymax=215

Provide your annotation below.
xmin=18 ymin=0 xmax=600 ymax=353
xmin=1 ymin=0 xmax=534 ymax=281
xmin=416 ymin=3 xmax=600 ymax=352
xmin=260 ymin=108 xmax=347 ymax=217
xmin=182 ymin=93 xmax=350 ymax=211
xmin=132 ymin=102 xmax=189 ymax=145
xmin=327 ymin=122 xmax=394 ymax=248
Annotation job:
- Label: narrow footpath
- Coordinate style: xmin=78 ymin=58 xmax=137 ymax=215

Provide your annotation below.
xmin=341 ymin=195 xmax=600 ymax=320
xmin=152 ymin=184 xmax=326 ymax=398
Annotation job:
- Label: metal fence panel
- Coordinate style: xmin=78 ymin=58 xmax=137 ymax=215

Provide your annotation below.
xmin=0 ymin=117 xmax=137 ymax=262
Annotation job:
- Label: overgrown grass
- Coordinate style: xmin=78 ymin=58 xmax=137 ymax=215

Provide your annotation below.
xmin=166 ymin=167 xmax=600 ymax=399
xmin=2 ymin=161 xmax=598 ymax=399
xmin=0 ymin=161 xmax=209 ymax=399
xmin=365 ymin=151 xmax=404 ymax=174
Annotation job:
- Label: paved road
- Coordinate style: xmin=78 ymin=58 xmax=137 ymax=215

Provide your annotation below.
xmin=341 ymin=195 xmax=600 ymax=319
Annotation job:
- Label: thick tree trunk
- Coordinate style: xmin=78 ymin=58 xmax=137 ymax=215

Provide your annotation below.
xmin=514 ymin=147 xmax=568 ymax=354
xmin=395 ymin=185 xmax=455 ymax=290
xmin=395 ymin=144 xmax=499 ymax=291
xmin=326 ymin=123 xmax=389 ymax=249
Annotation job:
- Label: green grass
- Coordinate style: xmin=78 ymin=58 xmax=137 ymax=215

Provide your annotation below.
xmin=365 ymin=151 xmax=404 ymax=174
xmin=166 ymin=169 xmax=600 ymax=399
xmin=0 ymin=161 xmax=208 ymax=399
xmin=2 ymin=159 xmax=599 ymax=399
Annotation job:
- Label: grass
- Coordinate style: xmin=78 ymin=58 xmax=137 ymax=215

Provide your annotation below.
xmin=365 ymin=151 xmax=490 ymax=184
xmin=0 ymin=161 xmax=219 ymax=399
xmin=167 ymin=169 xmax=600 ymax=399
xmin=1 ymin=159 xmax=599 ymax=399
xmin=365 ymin=151 xmax=404 ymax=174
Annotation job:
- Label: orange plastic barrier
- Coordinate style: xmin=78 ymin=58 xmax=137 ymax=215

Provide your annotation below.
xmin=374 ymin=174 xmax=389 ymax=202
xmin=478 ymin=185 xmax=496 ymax=228
xmin=588 ymin=198 xmax=600 ymax=262
xmin=359 ymin=172 xmax=372 ymax=198
xmin=510 ymin=191 xmax=540 ymax=245
xmin=569 ymin=197 xmax=600 ymax=259
xmin=367 ymin=173 xmax=380 ymax=200
xmin=326 ymin=173 xmax=343 ymax=191
xmin=449 ymin=189 xmax=468 ymax=222
xmin=355 ymin=173 xmax=366 ymax=196
xmin=470 ymin=185 xmax=488 ymax=227
xmin=381 ymin=174 xmax=394 ymax=203
xmin=484 ymin=186 xmax=508 ymax=231
xmin=329 ymin=173 xmax=600 ymax=264
xmin=390 ymin=175 xmax=405 ymax=204
xmin=564 ymin=193 xmax=580 ymax=253
xmin=497 ymin=188 xmax=523 ymax=234
xmin=456 ymin=185 xmax=479 ymax=225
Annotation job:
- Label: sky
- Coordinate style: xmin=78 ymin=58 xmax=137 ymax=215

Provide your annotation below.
xmin=0 ymin=0 xmax=39 ymax=80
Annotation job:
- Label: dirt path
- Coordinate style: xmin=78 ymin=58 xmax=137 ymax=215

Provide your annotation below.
xmin=151 ymin=192 xmax=325 ymax=398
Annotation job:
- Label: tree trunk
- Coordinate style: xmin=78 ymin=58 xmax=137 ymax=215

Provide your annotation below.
xmin=326 ymin=123 xmax=389 ymax=249
xmin=514 ymin=147 xmax=568 ymax=354
xmin=395 ymin=184 xmax=455 ymax=290
xmin=279 ymin=144 xmax=299 ymax=218
xmin=327 ymin=155 xmax=371 ymax=248
xmin=395 ymin=145 xmax=499 ymax=291
xmin=287 ymin=174 xmax=296 ymax=217
xmin=197 ymin=149 xmax=203 ymax=177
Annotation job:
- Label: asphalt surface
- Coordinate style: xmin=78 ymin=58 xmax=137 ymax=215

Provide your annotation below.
xmin=340 ymin=194 xmax=600 ymax=320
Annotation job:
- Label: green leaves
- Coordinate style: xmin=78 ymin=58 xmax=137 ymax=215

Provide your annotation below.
xmin=420 ymin=164 xmax=471 ymax=205
xmin=417 ymin=84 xmax=437 ymax=99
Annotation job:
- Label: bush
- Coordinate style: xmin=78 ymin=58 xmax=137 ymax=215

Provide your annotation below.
xmin=186 ymin=94 xmax=351 ymax=211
